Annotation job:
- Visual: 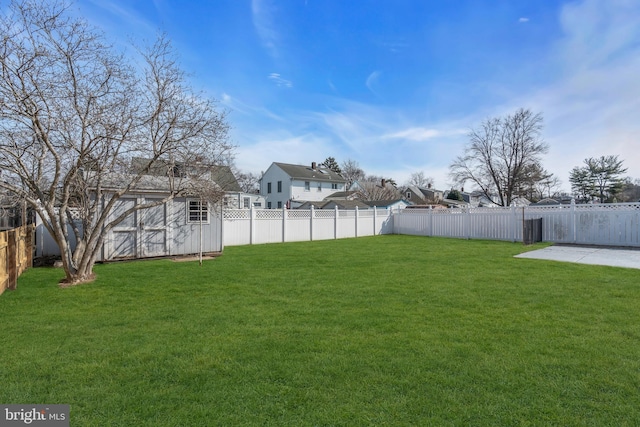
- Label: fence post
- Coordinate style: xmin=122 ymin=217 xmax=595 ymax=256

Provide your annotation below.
xmin=334 ymin=206 xmax=339 ymax=239
xmin=250 ymin=206 xmax=255 ymax=245
xmin=7 ymin=229 xmax=17 ymax=290
xmin=465 ymin=207 xmax=470 ymax=240
xmin=310 ymin=205 xmax=314 ymax=241
xmin=571 ymin=199 xmax=577 ymax=244
xmin=355 ymin=206 xmax=359 ymax=238
xmin=282 ymin=206 xmax=287 ymax=243
xmin=511 ymin=204 xmax=517 ymax=243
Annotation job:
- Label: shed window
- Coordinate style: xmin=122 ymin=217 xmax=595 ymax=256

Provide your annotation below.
xmin=187 ymin=199 xmax=209 ymax=223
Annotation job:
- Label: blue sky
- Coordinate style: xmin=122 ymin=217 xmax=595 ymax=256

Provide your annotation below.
xmin=74 ymin=0 xmax=640 ymax=192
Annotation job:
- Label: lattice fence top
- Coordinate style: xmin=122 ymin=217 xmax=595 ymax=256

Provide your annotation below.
xmin=314 ymin=210 xmax=336 ymax=218
xmin=400 ymin=203 xmax=640 ymax=215
xmin=256 ymin=210 xmax=283 ymax=220
xmin=223 ymin=209 xmax=250 ymax=220
xmin=287 ymin=210 xmax=311 ymax=219
xmin=573 ymin=203 xmax=640 ymax=212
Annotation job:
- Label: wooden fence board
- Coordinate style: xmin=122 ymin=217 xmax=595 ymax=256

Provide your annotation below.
xmin=0 ymin=224 xmax=34 ymax=295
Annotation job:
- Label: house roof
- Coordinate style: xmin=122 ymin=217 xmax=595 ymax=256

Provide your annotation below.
xmin=324 ymin=190 xmax=357 ymax=200
xmin=363 ymin=199 xmax=408 ymax=208
xmin=406 ymin=185 xmax=443 ymax=198
xmin=321 ymin=200 xmax=371 ymax=209
xmin=274 ymin=162 xmax=346 ymax=183
xmin=531 ymin=197 xmax=569 ymax=206
xmin=130 ymin=158 xmax=241 ymax=192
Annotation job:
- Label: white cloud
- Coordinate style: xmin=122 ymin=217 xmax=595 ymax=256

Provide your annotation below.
xmin=539 ymin=0 xmax=640 ymax=184
xmin=251 ymin=0 xmax=280 ymax=58
xmin=365 ymin=70 xmax=382 ymax=96
xmin=518 ymin=17 xmax=529 ymax=23
xmin=383 ymin=128 xmax=441 ymax=141
xmin=268 ymin=73 xmax=293 ymax=88
xmin=234 ymin=132 xmax=333 ymax=174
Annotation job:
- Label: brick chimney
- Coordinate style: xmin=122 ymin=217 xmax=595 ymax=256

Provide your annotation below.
xmin=311 ymin=162 xmax=317 ymax=170
xmin=381 ymin=179 xmax=386 ymax=187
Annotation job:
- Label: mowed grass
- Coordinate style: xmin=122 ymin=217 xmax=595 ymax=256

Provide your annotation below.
xmin=1 ymin=235 xmax=639 ymax=426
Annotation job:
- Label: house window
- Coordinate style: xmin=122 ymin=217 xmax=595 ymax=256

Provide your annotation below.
xmin=304 ymin=181 xmax=310 ymax=191
xmin=267 ymin=182 xmax=272 ymax=194
xmin=406 ymin=191 xmax=411 ymax=199
xmin=332 ymin=183 xmax=338 ymax=190
xmin=277 ymin=201 xmax=282 ymax=209
xmin=187 ymin=199 xmax=209 ymax=223
xmin=267 ymin=202 xmax=272 ymax=209
xmin=243 ymin=197 xmax=250 ymax=209
xmin=317 ymin=182 xmax=322 ymax=191
xmin=277 ymin=181 xmax=282 ymax=193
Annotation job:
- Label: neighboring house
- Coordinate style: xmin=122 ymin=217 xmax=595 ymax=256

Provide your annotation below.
xmin=321 ymin=190 xmax=358 ymax=200
xmin=321 ymin=200 xmax=372 ymax=210
xmin=530 ymin=197 xmax=573 ymax=206
xmin=363 ymin=199 xmax=411 ymax=210
xmin=224 ymin=192 xmax=266 ymax=209
xmin=260 ymin=162 xmax=347 ymax=209
xmin=131 ymin=157 xmax=262 ymax=209
xmin=404 ymin=185 xmax=444 ymax=205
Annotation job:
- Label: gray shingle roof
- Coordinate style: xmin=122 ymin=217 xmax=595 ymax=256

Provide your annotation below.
xmin=274 ymin=162 xmax=346 ymax=183
xmin=130 ymin=158 xmax=241 ymax=192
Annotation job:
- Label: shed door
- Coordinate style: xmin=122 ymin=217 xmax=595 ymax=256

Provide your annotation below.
xmin=110 ymin=198 xmax=138 ymax=259
xmin=108 ymin=197 xmax=169 ymax=259
xmin=141 ymin=199 xmax=167 ymax=257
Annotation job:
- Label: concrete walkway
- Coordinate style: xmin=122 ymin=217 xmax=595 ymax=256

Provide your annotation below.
xmin=515 ymin=245 xmax=640 ymax=270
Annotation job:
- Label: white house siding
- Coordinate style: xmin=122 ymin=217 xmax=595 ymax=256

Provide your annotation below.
xmin=290 ymin=179 xmax=344 ymax=204
xmin=261 ymin=163 xmax=346 ymax=208
xmin=260 ymin=164 xmax=292 ymax=209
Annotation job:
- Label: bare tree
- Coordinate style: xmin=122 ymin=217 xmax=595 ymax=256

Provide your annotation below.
xmin=518 ymin=163 xmax=560 ymax=202
xmin=406 ymin=172 xmax=434 ymax=188
xmin=235 ymin=170 xmax=261 ymax=193
xmin=353 ymin=176 xmax=401 ymax=201
xmin=449 ymin=108 xmax=549 ymax=207
xmin=340 ymin=159 xmax=365 ymax=189
xmin=0 ymin=1 xmax=232 ymax=284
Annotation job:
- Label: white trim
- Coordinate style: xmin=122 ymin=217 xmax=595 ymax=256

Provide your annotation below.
xmin=186 ymin=199 xmax=210 ymax=224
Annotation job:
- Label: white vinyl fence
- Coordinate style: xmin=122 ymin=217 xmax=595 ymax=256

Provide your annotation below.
xmin=223 ymin=206 xmax=393 ymax=246
xmin=34 ymin=203 xmax=640 ymax=260
xmin=393 ymin=203 xmax=640 ymax=247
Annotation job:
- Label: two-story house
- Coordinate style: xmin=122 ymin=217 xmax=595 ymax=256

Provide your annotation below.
xmin=260 ymin=162 xmax=347 ymax=209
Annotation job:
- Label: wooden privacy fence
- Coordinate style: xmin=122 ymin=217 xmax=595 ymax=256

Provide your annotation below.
xmin=0 ymin=224 xmax=34 ymax=295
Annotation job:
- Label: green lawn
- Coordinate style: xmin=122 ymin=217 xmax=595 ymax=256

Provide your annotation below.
xmin=1 ymin=235 xmax=639 ymax=426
